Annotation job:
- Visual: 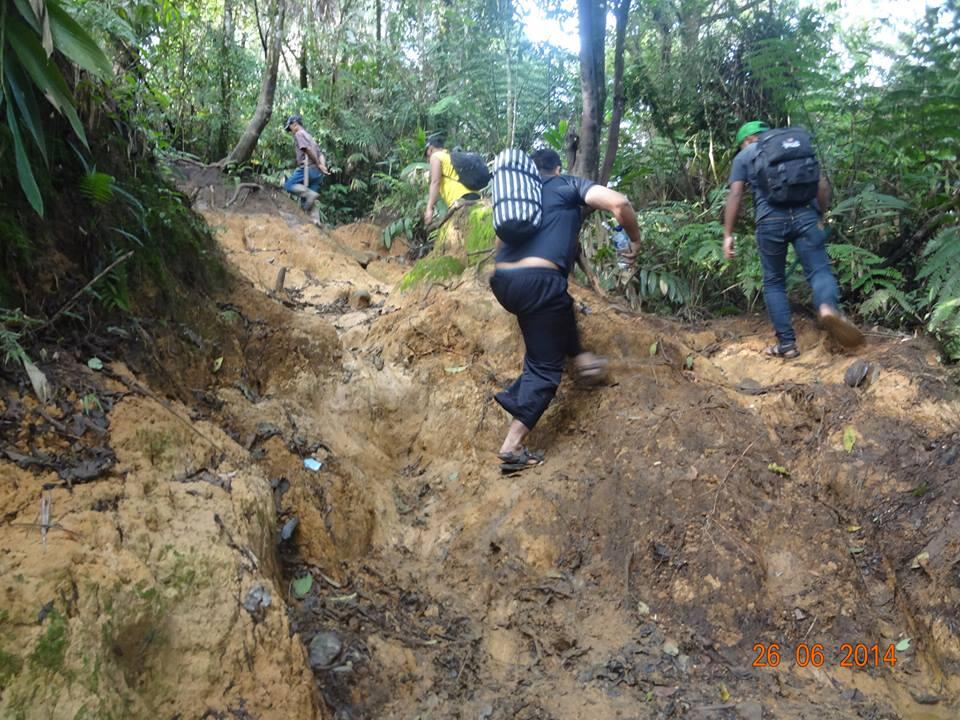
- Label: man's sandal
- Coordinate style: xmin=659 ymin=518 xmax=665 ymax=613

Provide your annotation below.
xmin=497 ymin=447 xmax=545 ymax=474
xmin=764 ymin=343 xmax=800 ymax=359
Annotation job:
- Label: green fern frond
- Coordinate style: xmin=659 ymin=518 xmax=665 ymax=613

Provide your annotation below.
xmin=78 ymin=171 xmax=115 ymax=205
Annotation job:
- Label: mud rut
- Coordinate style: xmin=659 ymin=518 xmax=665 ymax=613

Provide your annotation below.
xmin=1 ymin=188 xmax=958 ymax=720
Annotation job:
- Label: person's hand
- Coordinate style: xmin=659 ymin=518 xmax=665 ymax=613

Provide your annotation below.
xmin=423 ymin=207 xmax=434 ymax=224
xmin=723 ymin=234 xmax=736 ymax=259
xmin=620 ymin=242 xmax=641 ymax=269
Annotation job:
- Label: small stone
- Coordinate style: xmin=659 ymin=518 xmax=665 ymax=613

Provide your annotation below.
xmin=736 ymin=700 xmax=763 ymax=720
xmin=350 ymin=288 xmax=372 ymax=309
xmin=423 ymin=604 xmax=440 ymax=618
xmin=662 ymin=639 xmax=680 ymax=657
xmin=844 ymin=359 xmax=872 ymax=388
xmin=335 ymin=311 xmax=369 ymax=330
xmin=636 ymin=601 xmax=651 ymax=616
xmin=677 ymin=654 xmax=691 ymax=672
xmin=309 ymin=631 xmax=343 ymax=668
xmin=242 ymin=584 xmax=272 ymax=623
xmin=736 ymin=378 xmax=765 ymax=395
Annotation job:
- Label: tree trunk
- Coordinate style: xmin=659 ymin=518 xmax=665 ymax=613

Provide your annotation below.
xmin=217 ymin=0 xmax=235 ymax=157
xmin=599 ymin=0 xmax=631 ymax=185
xmin=299 ymin=46 xmax=308 ymax=88
xmin=565 ymin=122 xmax=579 ymax=172
xmin=376 ymin=0 xmax=382 ymax=43
xmin=574 ymin=0 xmax=606 ymax=180
xmin=220 ymin=0 xmax=287 ymax=166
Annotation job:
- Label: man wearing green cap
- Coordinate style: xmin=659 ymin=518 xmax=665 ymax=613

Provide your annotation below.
xmin=723 ymin=121 xmax=863 ymax=358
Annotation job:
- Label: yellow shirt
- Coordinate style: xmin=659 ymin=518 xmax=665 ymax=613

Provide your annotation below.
xmin=435 ymin=150 xmax=472 ymax=207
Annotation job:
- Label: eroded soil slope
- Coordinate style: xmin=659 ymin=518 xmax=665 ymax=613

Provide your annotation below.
xmin=2 ymin=185 xmax=959 ymax=720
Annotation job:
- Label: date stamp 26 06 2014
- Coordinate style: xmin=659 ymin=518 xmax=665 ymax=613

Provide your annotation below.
xmin=752 ymin=642 xmax=899 ymax=669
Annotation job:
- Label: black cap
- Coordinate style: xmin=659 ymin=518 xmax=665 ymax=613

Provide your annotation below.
xmin=283 ymin=114 xmax=303 ymax=131
xmin=424 ymin=133 xmax=444 ymax=156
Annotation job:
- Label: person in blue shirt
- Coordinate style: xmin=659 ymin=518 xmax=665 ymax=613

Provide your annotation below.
xmin=723 ymin=120 xmax=863 ymax=358
xmin=491 ymin=148 xmax=642 ymax=472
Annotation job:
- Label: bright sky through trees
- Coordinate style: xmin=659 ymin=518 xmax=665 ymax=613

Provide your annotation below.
xmin=519 ymin=0 xmax=947 ymax=58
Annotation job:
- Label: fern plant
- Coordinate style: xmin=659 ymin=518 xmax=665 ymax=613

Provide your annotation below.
xmin=916 ymin=227 xmax=960 ymax=360
xmin=382 ymin=218 xmax=416 ymax=249
xmin=0 ymin=0 xmax=112 ymax=216
xmin=78 ymin=171 xmax=116 ymax=205
xmin=827 ymin=244 xmax=917 ymax=320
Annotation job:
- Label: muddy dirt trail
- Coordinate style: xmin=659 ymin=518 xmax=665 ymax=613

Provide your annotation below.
xmin=2 ymin=187 xmax=959 ymax=720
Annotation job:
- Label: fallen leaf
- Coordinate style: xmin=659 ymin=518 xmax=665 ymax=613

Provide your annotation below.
xmin=22 ymin=358 xmax=52 ymax=403
xmin=767 ymin=462 xmax=790 ymax=477
xmin=849 ymin=546 xmax=865 ymax=554
xmin=292 ymin=574 xmax=313 ymax=598
xmin=843 ymin=426 xmax=857 ymax=453
xmin=684 ymin=354 xmax=695 ymax=370
xmin=846 ymin=525 xmax=862 ymax=532
xmin=649 ymin=341 xmax=659 ymax=356
xmin=895 ymin=638 xmax=911 ymax=652
xmin=719 ymin=682 xmax=731 ymax=702
xmin=444 ymin=365 xmax=468 ymax=374
xmin=87 ymin=357 xmax=104 ymax=371
xmin=212 ymin=356 xmax=224 ymax=373
xmin=911 ymin=551 xmax=930 ymax=570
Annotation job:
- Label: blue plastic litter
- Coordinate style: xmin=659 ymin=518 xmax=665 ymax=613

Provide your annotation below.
xmin=303 ymin=458 xmax=323 ymax=471
xmin=280 ymin=517 xmax=299 ymax=541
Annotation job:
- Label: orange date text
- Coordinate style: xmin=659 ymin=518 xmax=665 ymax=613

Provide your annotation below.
xmin=752 ymin=642 xmax=897 ymax=669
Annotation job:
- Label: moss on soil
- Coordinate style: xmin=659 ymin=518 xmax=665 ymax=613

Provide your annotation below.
xmin=398 ymin=256 xmax=465 ymax=290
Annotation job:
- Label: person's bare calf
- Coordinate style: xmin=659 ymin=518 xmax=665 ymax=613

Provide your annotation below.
xmin=499 ymin=419 xmax=529 ymax=457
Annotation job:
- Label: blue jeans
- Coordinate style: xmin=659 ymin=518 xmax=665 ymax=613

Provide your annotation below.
xmin=756 ymin=207 xmax=839 ymax=347
xmin=283 ymin=167 xmax=323 ymax=196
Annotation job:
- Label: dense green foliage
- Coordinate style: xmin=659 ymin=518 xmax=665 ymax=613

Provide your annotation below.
xmin=1 ymin=0 xmax=958 ymax=359
xmin=604 ymin=0 xmax=959 ymax=358
xmin=0 ymin=0 xmax=225 ymax=364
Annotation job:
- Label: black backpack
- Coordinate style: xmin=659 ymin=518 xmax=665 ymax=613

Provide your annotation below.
xmin=752 ymin=127 xmax=820 ymax=206
xmin=492 ymin=149 xmax=542 ymax=244
xmin=450 ymin=151 xmax=492 ymax=191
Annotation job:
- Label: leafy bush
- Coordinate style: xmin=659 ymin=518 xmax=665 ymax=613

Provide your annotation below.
xmin=917 ymin=227 xmax=960 ymax=360
xmin=398 ymin=256 xmax=465 ymax=291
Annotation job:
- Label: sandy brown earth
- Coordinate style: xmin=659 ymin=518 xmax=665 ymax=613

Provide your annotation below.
xmin=1 ymin=182 xmax=959 ymax=719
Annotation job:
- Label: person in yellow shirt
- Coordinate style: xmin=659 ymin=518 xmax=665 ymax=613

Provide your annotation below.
xmin=423 ymin=136 xmax=480 ymax=225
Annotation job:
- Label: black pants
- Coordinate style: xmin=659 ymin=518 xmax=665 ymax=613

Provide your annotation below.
xmin=490 ymin=268 xmax=582 ymax=430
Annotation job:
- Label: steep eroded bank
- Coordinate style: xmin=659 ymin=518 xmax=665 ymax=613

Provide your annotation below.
xmin=2 ymin=191 xmax=958 ymax=719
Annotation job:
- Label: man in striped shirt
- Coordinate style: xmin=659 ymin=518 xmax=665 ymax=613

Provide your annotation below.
xmin=491 ymin=149 xmax=642 ymax=472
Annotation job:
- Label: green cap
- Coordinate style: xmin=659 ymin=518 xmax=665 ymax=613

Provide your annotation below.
xmin=735 ymin=120 xmax=769 ymax=145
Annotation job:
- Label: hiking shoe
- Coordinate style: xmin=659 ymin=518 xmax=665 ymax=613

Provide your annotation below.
xmin=820 ymin=311 xmax=865 ymax=348
xmin=301 ymin=189 xmax=319 ymax=211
